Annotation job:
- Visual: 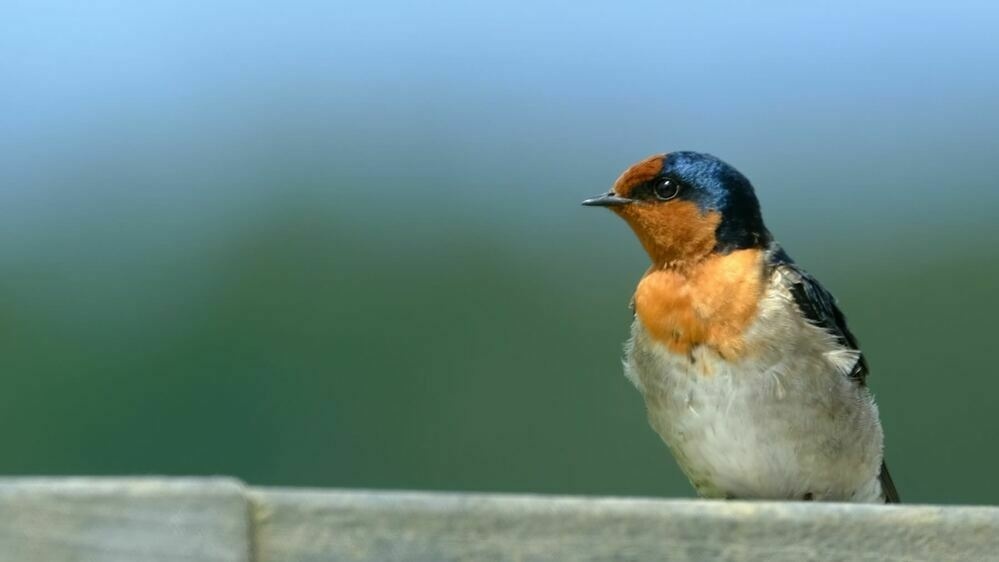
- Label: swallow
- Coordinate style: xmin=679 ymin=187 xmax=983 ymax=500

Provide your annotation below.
xmin=584 ymin=151 xmax=898 ymax=503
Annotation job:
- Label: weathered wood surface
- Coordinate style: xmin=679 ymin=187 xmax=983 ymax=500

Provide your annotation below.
xmin=1 ymin=478 xmax=999 ymax=562
xmin=250 ymin=488 xmax=999 ymax=562
xmin=0 ymin=478 xmax=250 ymax=562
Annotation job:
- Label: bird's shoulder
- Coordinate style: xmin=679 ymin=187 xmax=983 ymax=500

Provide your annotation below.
xmin=764 ymin=243 xmax=869 ymax=384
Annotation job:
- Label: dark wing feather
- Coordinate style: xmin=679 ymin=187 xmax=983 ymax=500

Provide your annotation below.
xmin=768 ymin=245 xmax=869 ymax=384
xmin=768 ymin=244 xmax=899 ymax=503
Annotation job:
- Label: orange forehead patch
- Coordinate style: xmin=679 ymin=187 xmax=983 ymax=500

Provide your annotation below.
xmin=613 ymin=154 xmax=666 ymax=197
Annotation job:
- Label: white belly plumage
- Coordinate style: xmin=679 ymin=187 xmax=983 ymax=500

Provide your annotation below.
xmin=624 ymin=281 xmax=885 ymax=502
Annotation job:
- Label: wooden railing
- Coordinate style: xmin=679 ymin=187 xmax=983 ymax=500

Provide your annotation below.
xmin=0 ymin=478 xmax=995 ymax=561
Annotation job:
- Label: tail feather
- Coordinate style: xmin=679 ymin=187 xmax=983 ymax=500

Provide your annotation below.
xmin=879 ymin=460 xmax=900 ymax=503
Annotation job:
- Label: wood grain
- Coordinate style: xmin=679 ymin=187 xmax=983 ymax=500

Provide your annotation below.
xmin=2 ymin=478 xmax=998 ymax=562
xmin=0 ymin=478 xmax=250 ymax=562
xmin=250 ymin=488 xmax=999 ymax=562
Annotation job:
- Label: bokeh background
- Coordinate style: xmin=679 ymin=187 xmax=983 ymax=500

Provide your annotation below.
xmin=3 ymin=1 xmax=998 ymax=505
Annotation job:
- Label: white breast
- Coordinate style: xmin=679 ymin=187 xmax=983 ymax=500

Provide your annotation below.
xmin=624 ymin=273 xmax=885 ymax=502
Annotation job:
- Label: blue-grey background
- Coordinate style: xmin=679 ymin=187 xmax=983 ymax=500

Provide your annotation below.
xmin=3 ymin=1 xmax=997 ymax=504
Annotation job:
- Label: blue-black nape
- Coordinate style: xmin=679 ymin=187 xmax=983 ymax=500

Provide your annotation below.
xmin=662 ymin=151 xmax=770 ymax=252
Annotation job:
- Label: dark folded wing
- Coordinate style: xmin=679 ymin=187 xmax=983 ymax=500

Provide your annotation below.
xmin=767 ymin=245 xmax=869 ymax=384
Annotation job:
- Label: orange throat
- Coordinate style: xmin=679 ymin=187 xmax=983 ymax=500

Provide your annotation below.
xmin=613 ymin=200 xmax=722 ymax=266
xmin=633 ymin=248 xmax=765 ymax=361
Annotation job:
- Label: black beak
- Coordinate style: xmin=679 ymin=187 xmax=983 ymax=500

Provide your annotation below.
xmin=581 ymin=192 xmax=634 ymax=207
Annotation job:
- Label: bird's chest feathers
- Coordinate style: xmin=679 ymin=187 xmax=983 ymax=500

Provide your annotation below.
xmin=633 ymin=249 xmax=765 ymax=360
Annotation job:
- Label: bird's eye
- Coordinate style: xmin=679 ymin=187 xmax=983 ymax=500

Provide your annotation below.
xmin=653 ymin=178 xmax=679 ymax=201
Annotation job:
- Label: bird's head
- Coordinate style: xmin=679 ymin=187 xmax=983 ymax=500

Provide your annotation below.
xmin=583 ymin=151 xmax=770 ymax=266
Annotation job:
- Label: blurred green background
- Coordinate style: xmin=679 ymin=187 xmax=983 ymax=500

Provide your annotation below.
xmin=3 ymin=2 xmax=998 ymax=505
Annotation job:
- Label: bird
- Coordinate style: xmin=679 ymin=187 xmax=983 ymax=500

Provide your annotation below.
xmin=583 ymin=151 xmax=898 ymax=503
